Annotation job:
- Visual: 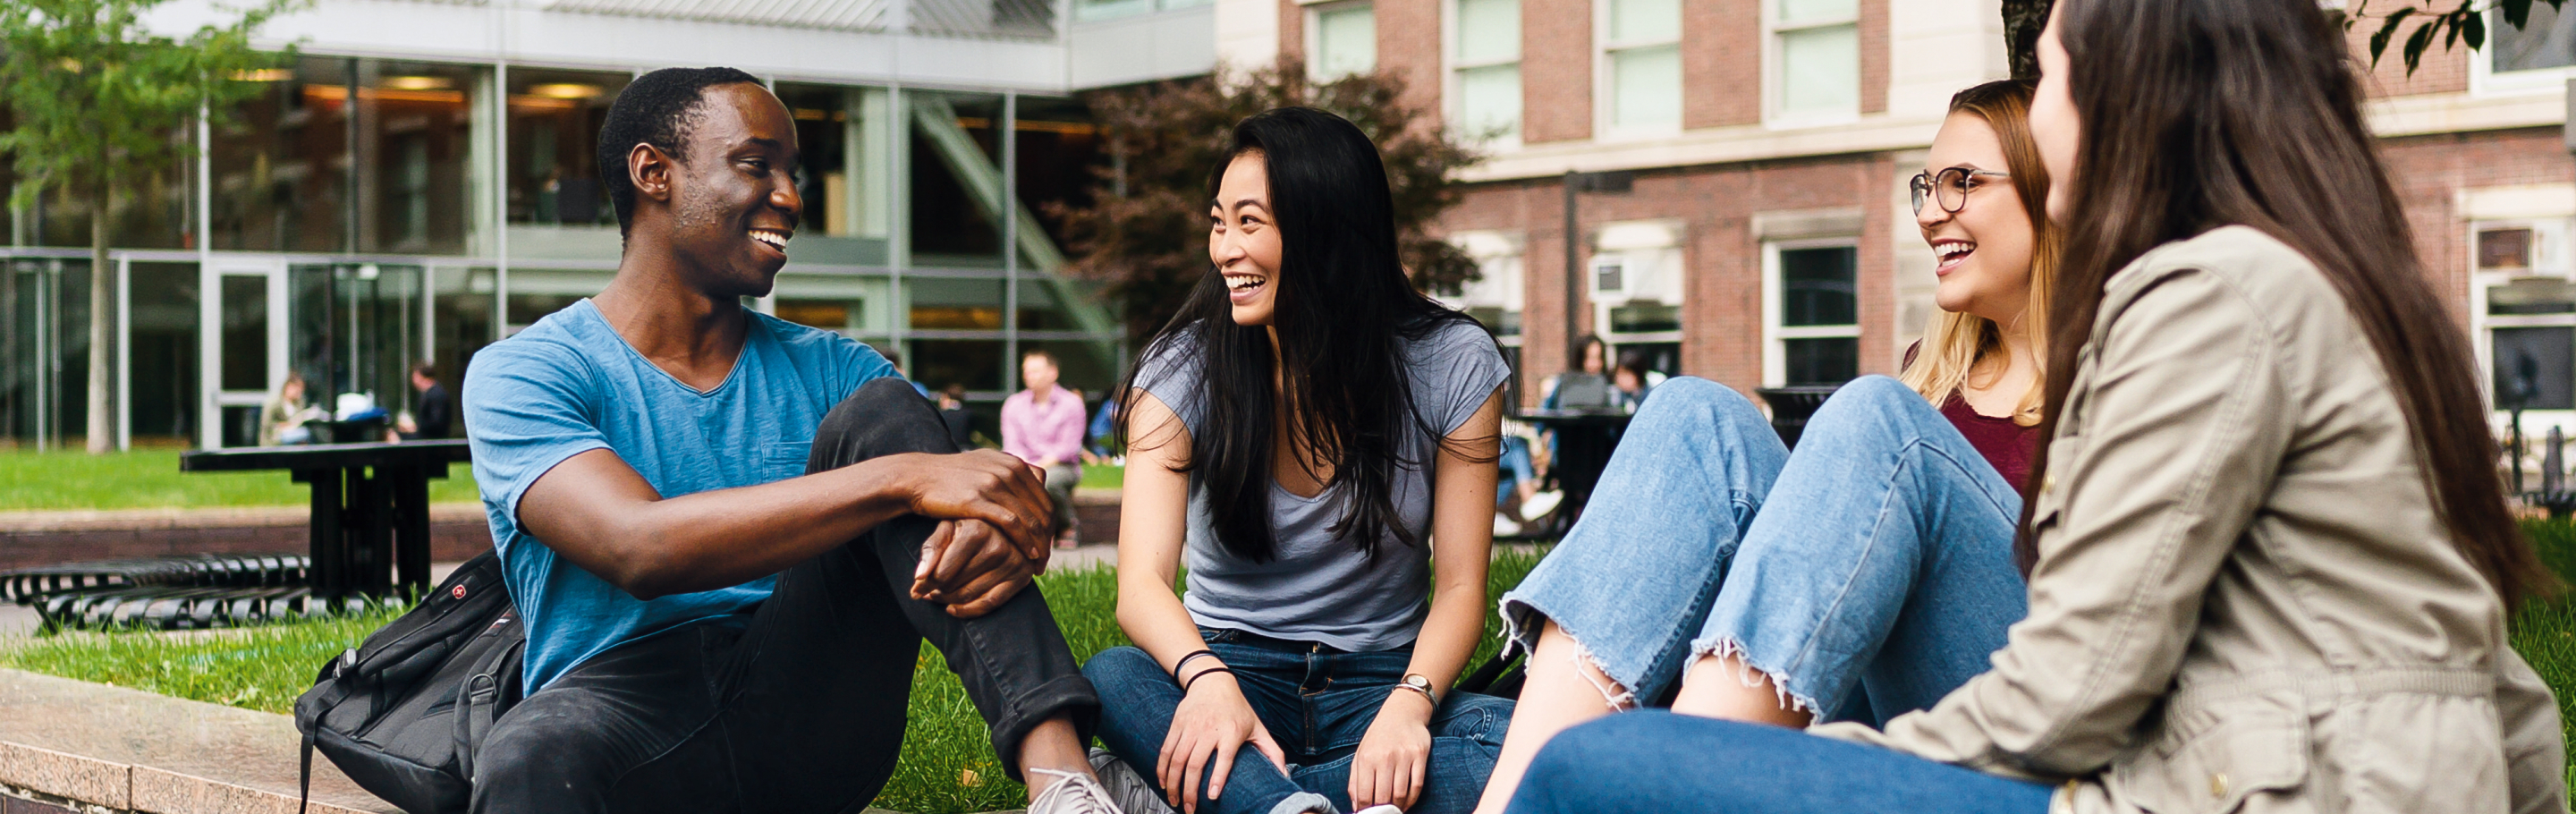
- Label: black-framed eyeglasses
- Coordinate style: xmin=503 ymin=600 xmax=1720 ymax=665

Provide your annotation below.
xmin=1909 ymin=167 xmax=2012 ymax=215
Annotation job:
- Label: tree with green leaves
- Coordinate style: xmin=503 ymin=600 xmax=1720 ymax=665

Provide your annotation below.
xmin=1046 ymin=59 xmax=1481 ymax=344
xmin=0 ymin=0 xmax=295 ymax=453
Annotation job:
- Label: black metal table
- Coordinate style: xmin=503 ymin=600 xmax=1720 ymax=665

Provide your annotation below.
xmin=181 ymin=439 xmax=471 ymax=599
xmin=1517 ymin=409 xmax=1634 ymax=537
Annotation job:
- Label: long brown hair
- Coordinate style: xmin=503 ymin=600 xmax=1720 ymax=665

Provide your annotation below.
xmin=2026 ymin=0 xmax=2556 ymax=609
xmin=1899 ymin=79 xmax=2056 ymax=427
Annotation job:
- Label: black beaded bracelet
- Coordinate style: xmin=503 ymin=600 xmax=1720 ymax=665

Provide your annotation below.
xmin=1181 ymin=666 xmax=1236 ymax=694
xmin=1172 ymin=649 xmax=1218 ymax=679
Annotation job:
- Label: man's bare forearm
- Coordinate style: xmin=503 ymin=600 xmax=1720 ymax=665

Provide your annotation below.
xmin=523 ymin=450 xmax=921 ymax=599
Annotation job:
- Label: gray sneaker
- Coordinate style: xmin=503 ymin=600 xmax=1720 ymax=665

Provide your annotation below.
xmin=1087 ymin=747 xmax=1177 ymax=814
xmin=1029 ymin=766 xmax=1127 ymax=814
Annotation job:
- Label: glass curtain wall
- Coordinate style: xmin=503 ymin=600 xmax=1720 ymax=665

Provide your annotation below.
xmin=129 ymin=262 xmax=200 ymax=445
xmin=209 ymin=56 xmax=485 ymax=254
xmin=0 ymin=259 xmax=91 ymax=447
xmin=211 ymin=55 xmax=355 ymax=253
xmin=508 ymin=69 xmax=631 ymax=231
xmin=288 ymin=263 xmax=425 ymax=420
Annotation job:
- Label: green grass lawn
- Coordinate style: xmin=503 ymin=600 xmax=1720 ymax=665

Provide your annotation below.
xmin=6 ymin=530 xmax=2566 ymax=811
xmin=1080 ymin=463 xmax=1123 ymax=491
xmin=0 ymin=449 xmax=480 ymax=511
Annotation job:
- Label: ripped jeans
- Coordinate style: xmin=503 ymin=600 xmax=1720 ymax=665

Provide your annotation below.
xmin=1499 ymin=376 xmax=2027 ymax=724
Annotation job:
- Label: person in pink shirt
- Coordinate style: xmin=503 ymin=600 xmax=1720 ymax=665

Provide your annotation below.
xmin=1004 ymin=350 xmax=1089 ymax=547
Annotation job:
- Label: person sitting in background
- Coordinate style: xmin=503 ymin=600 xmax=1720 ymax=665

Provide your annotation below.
xmin=396 ymin=361 xmax=453 ymax=440
xmin=261 ymin=371 xmax=326 ymax=446
xmin=1004 ymin=350 xmax=1089 ymax=548
xmin=940 ymin=383 xmax=975 ymax=448
xmin=885 ymin=348 xmax=935 ymax=399
xmin=1489 ymin=420 xmax=1544 ymax=537
xmin=1083 ymin=395 xmax=1122 ymax=465
xmin=1606 ymin=350 xmax=1661 ymax=413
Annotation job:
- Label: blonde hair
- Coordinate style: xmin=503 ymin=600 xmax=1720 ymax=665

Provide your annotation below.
xmin=1898 ymin=80 xmax=2057 ymax=427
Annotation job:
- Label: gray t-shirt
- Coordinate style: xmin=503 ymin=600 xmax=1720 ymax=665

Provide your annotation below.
xmin=1134 ymin=319 xmax=1510 ymax=651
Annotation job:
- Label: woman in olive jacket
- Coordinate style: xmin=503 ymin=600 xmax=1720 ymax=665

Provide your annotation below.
xmin=1499 ymin=2 xmax=2565 ymax=812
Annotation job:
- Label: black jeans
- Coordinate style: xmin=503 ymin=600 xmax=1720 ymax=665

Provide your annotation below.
xmin=470 ymin=377 xmax=1099 ymax=813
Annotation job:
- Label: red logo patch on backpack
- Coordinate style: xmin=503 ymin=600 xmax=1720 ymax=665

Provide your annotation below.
xmin=452 ymin=584 xmax=468 ymax=599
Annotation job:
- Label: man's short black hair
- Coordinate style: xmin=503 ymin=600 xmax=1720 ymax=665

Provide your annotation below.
xmin=597 ymin=66 xmax=764 ymax=237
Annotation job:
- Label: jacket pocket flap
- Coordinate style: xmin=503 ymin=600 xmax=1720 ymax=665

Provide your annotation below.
xmin=2111 ymin=693 xmax=2309 ymax=814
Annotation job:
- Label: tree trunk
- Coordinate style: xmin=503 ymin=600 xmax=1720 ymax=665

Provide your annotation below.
xmin=86 ymin=179 xmax=110 ymax=454
xmin=2003 ymin=0 xmax=2055 ymax=81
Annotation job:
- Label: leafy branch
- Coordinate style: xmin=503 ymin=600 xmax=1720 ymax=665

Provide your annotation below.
xmin=2343 ymin=0 xmax=2569 ymax=75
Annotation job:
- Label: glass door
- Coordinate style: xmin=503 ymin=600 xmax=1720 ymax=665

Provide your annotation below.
xmin=204 ymin=257 xmax=286 ymax=448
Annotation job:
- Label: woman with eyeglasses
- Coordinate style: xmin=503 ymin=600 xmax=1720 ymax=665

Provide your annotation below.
xmin=1468 ymin=78 xmax=2060 ymax=814
xmin=1494 ymin=2 xmax=2564 ymax=812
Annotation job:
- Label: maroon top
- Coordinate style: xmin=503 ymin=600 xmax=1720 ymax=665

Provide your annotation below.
xmin=1939 ymin=394 xmax=2038 ymax=488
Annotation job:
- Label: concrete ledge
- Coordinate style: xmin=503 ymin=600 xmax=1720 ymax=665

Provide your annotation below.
xmin=0 ymin=742 xmax=126 ymax=810
xmin=0 ymin=669 xmax=395 ymax=814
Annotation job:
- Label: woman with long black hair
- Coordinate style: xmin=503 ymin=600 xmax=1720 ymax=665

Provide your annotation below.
xmin=1499 ymin=3 xmax=2564 ymax=812
xmin=1082 ymin=106 xmax=1515 ymax=814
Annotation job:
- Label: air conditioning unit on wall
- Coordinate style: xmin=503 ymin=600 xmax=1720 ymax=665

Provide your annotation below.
xmin=2479 ymin=219 xmax=2573 ymax=276
xmin=1589 ymin=255 xmax=1628 ymax=300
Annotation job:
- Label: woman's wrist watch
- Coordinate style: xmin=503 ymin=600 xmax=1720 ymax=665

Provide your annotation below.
xmin=1394 ymin=673 xmax=1437 ymax=706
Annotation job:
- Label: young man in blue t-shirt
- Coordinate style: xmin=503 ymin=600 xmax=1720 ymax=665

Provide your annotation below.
xmin=463 ymin=67 xmax=1132 ymax=814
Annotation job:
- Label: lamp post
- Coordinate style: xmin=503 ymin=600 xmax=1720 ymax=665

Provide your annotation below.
xmin=1561 ymin=170 xmax=1634 ymax=369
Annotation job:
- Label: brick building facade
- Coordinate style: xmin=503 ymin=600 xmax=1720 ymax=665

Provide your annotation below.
xmin=1211 ymin=0 xmax=2576 ymax=427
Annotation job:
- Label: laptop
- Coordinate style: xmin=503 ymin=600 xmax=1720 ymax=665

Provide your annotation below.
xmin=1552 ymin=373 xmax=1612 ymax=411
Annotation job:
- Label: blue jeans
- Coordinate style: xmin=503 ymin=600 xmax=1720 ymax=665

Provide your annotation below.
xmin=1086 ymin=630 xmax=1515 ymax=814
xmin=1504 ymin=712 xmax=2052 ymax=813
xmin=1500 ymin=376 xmax=2027 ymax=723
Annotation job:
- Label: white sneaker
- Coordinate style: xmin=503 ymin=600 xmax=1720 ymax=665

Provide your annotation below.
xmin=1029 ymin=766 xmax=1130 ymax=814
xmin=1087 ymin=747 xmax=1174 ymax=814
xmin=1492 ymin=512 xmax=1522 ymax=537
xmin=1520 ymin=490 xmax=1564 ymax=522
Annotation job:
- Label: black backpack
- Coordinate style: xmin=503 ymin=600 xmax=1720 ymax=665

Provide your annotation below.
xmin=294 ymin=551 xmax=526 ymax=814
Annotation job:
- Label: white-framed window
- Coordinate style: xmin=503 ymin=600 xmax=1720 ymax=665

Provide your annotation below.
xmin=1445 ymin=230 xmax=1526 ymax=342
xmin=1767 ymin=0 xmax=1860 ymax=125
xmin=1451 ymin=0 xmax=1521 ymax=145
xmin=2475 ymin=219 xmax=2576 ymax=413
xmin=2474 ymin=4 xmax=2576 ymax=95
xmin=1597 ymin=0 xmax=1681 ymax=136
xmin=1592 ymin=220 xmax=1685 ymax=347
xmin=1309 ymin=1 xmax=1378 ymax=81
xmin=1763 ymin=238 xmax=1860 ymax=386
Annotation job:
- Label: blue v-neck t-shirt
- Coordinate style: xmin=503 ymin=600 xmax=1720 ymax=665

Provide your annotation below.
xmin=463 ymin=299 xmax=896 ymax=691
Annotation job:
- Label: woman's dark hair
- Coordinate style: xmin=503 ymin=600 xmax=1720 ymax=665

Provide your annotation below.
xmin=1117 ymin=106 xmax=1491 ymax=563
xmin=1614 ymin=349 xmax=1653 ymax=379
xmin=2028 ymin=0 xmax=2556 ymax=608
xmin=1576 ymin=335 xmax=1606 ymax=371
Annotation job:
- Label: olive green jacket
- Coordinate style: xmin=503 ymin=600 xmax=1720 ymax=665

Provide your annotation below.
xmin=1811 ymin=225 xmax=2565 ymax=814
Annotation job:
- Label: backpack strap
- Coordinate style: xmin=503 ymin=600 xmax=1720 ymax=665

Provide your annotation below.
xmin=299 ymin=726 xmax=314 ymax=814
